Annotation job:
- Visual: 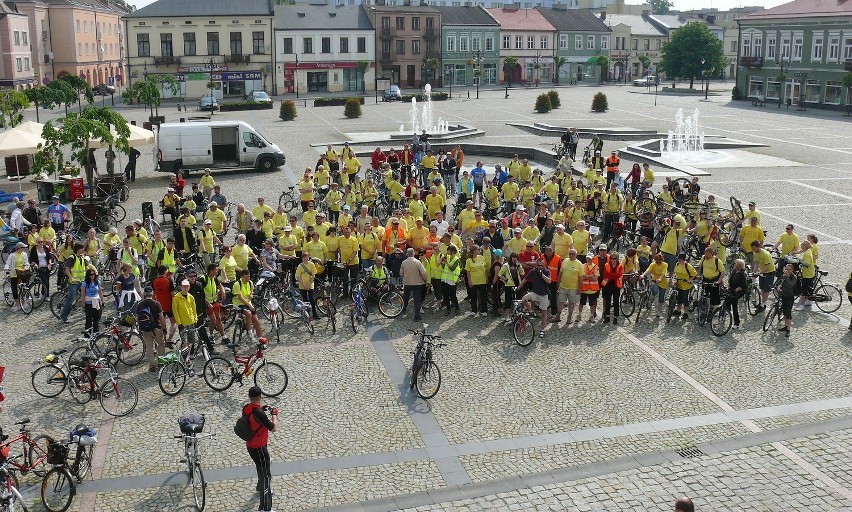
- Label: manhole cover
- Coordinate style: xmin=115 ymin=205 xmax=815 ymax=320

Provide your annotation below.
xmin=676 ymin=446 xmax=704 ymax=458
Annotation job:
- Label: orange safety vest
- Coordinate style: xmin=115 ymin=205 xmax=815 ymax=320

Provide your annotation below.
xmin=605 ymin=156 xmax=620 ymax=173
xmin=601 ymin=262 xmax=624 ymax=288
xmin=546 ymin=254 xmax=561 ymax=282
xmin=384 ymin=226 xmax=407 ymax=253
xmin=580 ymin=262 xmax=600 ymax=292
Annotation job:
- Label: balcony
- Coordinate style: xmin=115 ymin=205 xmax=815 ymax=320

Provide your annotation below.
xmin=424 ymin=27 xmax=437 ymax=40
xmin=154 ymin=56 xmax=180 ymax=66
xmin=379 ymin=27 xmax=395 ymax=39
xmin=424 ymin=50 xmax=440 ymax=61
xmin=845 ymin=59 xmax=852 ymax=71
xmin=741 ymin=56 xmax=763 ymax=69
xmin=379 ymin=51 xmax=393 ymax=63
xmin=226 ymin=54 xmax=250 ymax=64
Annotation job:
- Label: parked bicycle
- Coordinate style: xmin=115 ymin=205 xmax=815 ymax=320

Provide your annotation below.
xmin=66 ymin=353 xmax=139 ymax=417
xmin=39 ymin=425 xmax=97 ymax=512
xmin=407 ymin=324 xmax=445 ymax=400
xmin=0 ymin=418 xmax=51 ymax=477
xmin=31 ymin=350 xmax=72 ymax=398
xmin=202 ymin=340 xmax=288 ymax=397
xmin=158 ymin=326 xmax=213 ymax=396
xmin=0 ymin=451 xmax=27 ymax=512
xmin=350 ymin=281 xmax=369 ymax=333
xmin=176 ymin=414 xmax=209 ymax=511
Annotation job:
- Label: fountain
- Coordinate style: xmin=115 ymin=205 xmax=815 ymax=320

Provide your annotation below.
xmin=402 ymin=84 xmax=449 ymax=135
xmin=661 ymin=108 xmax=705 ymax=155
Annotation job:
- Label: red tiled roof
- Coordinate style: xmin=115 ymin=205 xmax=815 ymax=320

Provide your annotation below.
xmin=742 ymin=0 xmax=852 ymax=19
xmin=486 ymin=7 xmax=555 ymax=31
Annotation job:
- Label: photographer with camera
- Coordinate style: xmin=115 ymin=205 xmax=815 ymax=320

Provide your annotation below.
xmin=243 ymin=386 xmax=278 ymax=512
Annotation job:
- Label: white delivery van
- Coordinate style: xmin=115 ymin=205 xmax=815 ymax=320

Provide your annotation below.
xmin=155 ymin=120 xmax=285 ymax=174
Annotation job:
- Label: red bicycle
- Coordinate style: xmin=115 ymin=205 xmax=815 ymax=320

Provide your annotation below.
xmin=201 ymin=340 xmax=288 ymax=397
xmin=69 ymin=316 xmax=145 ymax=367
xmin=67 ymin=353 xmax=139 ymax=417
xmin=0 ymin=417 xmax=52 ymax=477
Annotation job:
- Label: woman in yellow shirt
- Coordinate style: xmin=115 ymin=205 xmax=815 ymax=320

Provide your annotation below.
xmin=464 ymin=245 xmax=488 ymax=315
xmin=641 ymin=253 xmax=669 ymax=317
xmin=671 ymin=253 xmax=696 ymax=320
xmin=218 ymin=246 xmax=238 ymax=284
xmin=622 ymin=248 xmax=639 ymax=275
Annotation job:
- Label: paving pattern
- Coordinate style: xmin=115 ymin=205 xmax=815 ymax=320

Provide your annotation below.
xmin=3 ymin=82 xmax=852 ymax=511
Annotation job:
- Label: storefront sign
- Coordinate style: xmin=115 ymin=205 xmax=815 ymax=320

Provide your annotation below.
xmin=178 ymin=65 xmax=229 ymax=73
xmin=283 ymin=62 xmax=361 ymax=70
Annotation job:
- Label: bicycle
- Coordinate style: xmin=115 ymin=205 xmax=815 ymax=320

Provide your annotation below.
xmin=350 ymin=281 xmax=369 ymax=333
xmin=92 ymin=315 xmax=146 ymax=367
xmin=0 ymin=418 xmax=51 ymax=477
xmin=2 ymin=269 xmax=36 ymax=314
xmin=808 ymin=270 xmax=843 ymax=314
xmin=66 ymin=353 xmax=139 ymax=417
xmin=49 ymin=283 xmax=82 ymax=321
xmin=202 ymin=340 xmax=288 ymax=397
xmin=283 ymin=289 xmax=315 ymax=335
xmin=277 ymin=185 xmax=298 ymax=213
xmin=710 ymin=287 xmax=733 ymax=336
xmin=762 ymin=298 xmax=784 ymax=332
xmin=158 ymin=326 xmax=212 ymax=396
xmin=39 ymin=425 xmax=97 ymax=512
xmin=407 ymin=324 xmax=445 ymax=400
xmin=511 ymin=299 xmax=542 ymax=347
xmin=0 ymin=452 xmax=27 ymax=512
xmin=176 ymin=414 xmax=209 ymax=511
xmin=31 ymin=350 xmax=73 ymax=398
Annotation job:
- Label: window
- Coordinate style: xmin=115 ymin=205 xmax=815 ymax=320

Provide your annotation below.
xmin=396 ymin=17 xmax=404 ymax=30
xmin=357 ymin=36 xmax=366 ymax=53
xmin=412 ymin=17 xmax=420 ymax=30
xmin=76 ymin=20 xmax=80 ymax=33
xmin=485 ymin=37 xmax=493 ymax=52
xmin=13 ymin=31 xmax=19 ymax=45
xmin=426 ymin=40 xmax=434 ymax=54
xmin=541 ymin=36 xmax=548 ymax=49
xmin=340 ymin=37 xmax=349 ymax=53
xmin=83 ymin=21 xmax=87 ymax=33
xmin=812 ymin=35 xmax=823 ymax=61
xmin=753 ymin=36 xmax=762 ymax=58
xmin=446 ymin=36 xmax=455 ymax=52
xmin=412 ymin=39 xmax=420 ymax=54
xmin=85 ymin=43 xmax=89 ymax=55
xmin=741 ymin=36 xmax=751 ymax=57
xmin=381 ymin=16 xmax=390 ymax=30
xmin=730 ymin=40 xmax=737 ymax=52
xmin=527 ymin=36 xmax=534 ymax=49
xmin=137 ymin=33 xmax=150 ymax=57
xmin=559 ymin=34 xmax=568 ymax=49
xmin=22 ymin=32 xmax=28 ymax=45
xmin=601 ymin=35 xmax=608 ymax=50
xmin=843 ymin=37 xmax=852 ymax=60
xmin=793 ymin=36 xmax=803 ymax=60
xmin=77 ymin=43 xmax=81 ymax=56
xmin=514 ymin=36 xmax=522 ymax=49
xmin=656 ymin=38 xmax=662 ymax=50
xmin=230 ymin=32 xmax=242 ymax=55
xmin=184 ymin=33 xmax=196 ymax=55
xmin=426 ymin=17 xmax=434 ymax=28
xmin=765 ymin=79 xmax=780 ymax=100
xmin=587 ymin=35 xmax=594 ymax=50
xmin=15 ymin=58 xmax=22 ymax=72
xmin=575 ymin=35 xmax=582 ymax=50
xmin=321 ymin=37 xmax=331 ymax=53
xmin=503 ymin=35 xmax=510 ymax=49
xmin=766 ymin=37 xmax=775 ymax=59
xmin=472 ymin=37 xmax=480 ymax=52
xmin=161 ymin=33 xmax=173 ymax=57
xmin=824 ymin=81 xmax=842 ymax=105
xmin=459 ymin=37 xmax=468 ymax=52
xmin=748 ymin=77 xmax=763 ymax=98
xmin=395 ymin=39 xmax=405 ymax=54
xmin=631 ymin=38 xmax=638 ymax=50
xmin=828 ymin=36 xmax=839 ymax=61
xmin=803 ymin=79 xmax=820 ymax=103
xmin=643 ymin=38 xmax=650 ymax=50
xmin=303 ymin=37 xmax=312 ymax=54
xmin=282 ymin=37 xmax=293 ymax=54
xmin=253 ymin=32 xmax=264 ymax=54
xmin=23 ymin=58 xmax=29 ymax=71
xmin=207 ymin=32 xmax=219 ymax=55
xmin=781 ymin=37 xmax=790 ymax=58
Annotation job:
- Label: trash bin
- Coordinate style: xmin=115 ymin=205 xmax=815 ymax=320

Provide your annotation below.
xmin=69 ymin=178 xmax=85 ymax=200
xmin=142 ymin=201 xmax=154 ymax=222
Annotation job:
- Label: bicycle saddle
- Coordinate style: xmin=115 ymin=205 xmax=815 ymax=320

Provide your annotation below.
xmin=14 ymin=418 xmax=30 ymax=425
xmin=818 ymin=270 xmax=828 ymax=276
xmin=53 ymin=349 xmax=68 ymax=356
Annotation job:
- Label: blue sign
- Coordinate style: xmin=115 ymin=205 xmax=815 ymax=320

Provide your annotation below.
xmin=211 ymin=71 xmax=262 ymax=81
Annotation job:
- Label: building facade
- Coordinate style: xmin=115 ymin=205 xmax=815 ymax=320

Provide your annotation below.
xmin=603 ymin=13 xmax=665 ymax=81
xmin=538 ymin=7 xmax=610 ymax=83
xmin=275 ymin=4 xmax=375 ymax=95
xmin=435 ymin=6 xmax=500 ymax=88
xmin=675 ymin=7 xmax=765 ymax=79
xmin=363 ymin=4 xmax=440 ymax=88
xmin=0 ymin=1 xmax=34 ymax=90
xmin=123 ymin=0 xmax=274 ymax=100
xmin=736 ymin=0 xmax=852 ymax=109
xmin=487 ymin=7 xmax=556 ymax=84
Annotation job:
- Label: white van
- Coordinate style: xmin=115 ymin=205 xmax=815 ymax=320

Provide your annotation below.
xmin=155 ymin=120 xmax=285 ymax=174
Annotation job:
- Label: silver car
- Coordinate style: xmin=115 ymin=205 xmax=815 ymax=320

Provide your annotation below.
xmin=198 ymin=95 xmax=219 ymax=111
xmin=251 ymin=91 xmax=273 ymax=104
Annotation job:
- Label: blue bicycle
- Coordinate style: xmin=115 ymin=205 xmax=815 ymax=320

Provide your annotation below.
xmin=350 ymin=281 xmax=369 ymax=333
xmin=287 ymin=289 xmax=314 ymax=335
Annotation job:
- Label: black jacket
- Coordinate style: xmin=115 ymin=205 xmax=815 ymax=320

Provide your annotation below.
xmin=728 ymin=269 xmax=748 ymax=299
xmin=486 ymin=229 xmax=504 ymax=250
xmin=173 ymin=226 xmax=196 ymax=254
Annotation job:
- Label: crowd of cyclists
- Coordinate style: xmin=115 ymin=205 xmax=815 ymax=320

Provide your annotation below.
xmin=3 ymin=130 xmax=850 ymax=358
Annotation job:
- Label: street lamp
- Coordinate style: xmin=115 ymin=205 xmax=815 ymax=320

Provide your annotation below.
xmin=534 ymin=50 xmax=541 ymax=87
xmin=622 ymin=50 xmax=632 ymax=84
xmin=446 ymin=66 xmax=453 ymax=99
xmin=473 ymin=49 xmax=483 ymax=99
xmin=775 ymin=56 xmax=790 ymax=108
xmin=295 ymin=54 xmax=300 ymax=99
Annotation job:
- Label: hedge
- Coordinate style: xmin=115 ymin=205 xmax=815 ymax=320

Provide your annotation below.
xmin=314 ymin=97 xmax=366 ymax=107
xmin=219 ymin=101 xmax=274 ymax=112
xmin=400 ymin=92 xmax=449 ymax=102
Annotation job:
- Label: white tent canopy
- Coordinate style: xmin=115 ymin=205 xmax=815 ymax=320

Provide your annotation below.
xmin=87 ymin=124 xmax=155 ymax=149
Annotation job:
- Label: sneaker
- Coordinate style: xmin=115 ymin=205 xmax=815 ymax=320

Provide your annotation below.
xmin=795 ymin=304 xmax=805 ymax=311
xmin=603 ymin=317 xmax=610 ymax=324
xmin=732 ymin=324 xmax=740 ymax=330
xmin=785 ymin=329 xmax=790 ymax=338
xmin=589 ymin=316 xmax=596 ymax=324
xmin=613 ymin=318 xmax=618 ymax=326
xmin=538 ymin=330 xmax=545 ymax=338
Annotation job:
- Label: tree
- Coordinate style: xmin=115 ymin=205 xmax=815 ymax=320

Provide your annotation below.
xmin=503 ymin=56 xmax=518 ymax=87
xmin=0 ymin=90 xmax=30 ymax=128
xmin=659 ymin=22 xmax=725 ymax=89
xmin=122 ymin=74 xmax=181 ymax=117
xmin=24 ymin=86 xmax=58 ymax=123
xmin=357 ymin=60 xmax=370 ymax=94
xmin=637 ymin=54 xmax=652 ymax=74
xmin=651 ymin=0 xmax=673 ymax=14
xmin=47 ymin=79 xmax=79 ymax=115
xmin=595 ymin=56 xmax=609 ymax=83
xmin=552 ymin=56 xmax=567 ymax=85
xmin=57 ymin=74 xmax=94 ymax=112
xmin=424 ymin=57 xmax=439 ymax=87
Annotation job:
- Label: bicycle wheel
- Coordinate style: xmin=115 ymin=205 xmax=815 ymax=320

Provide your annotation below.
xmin=191 ymin=461 xmax=206 ymax=511
xmin=302 ymin=310 xmax=315 ymax=335
xmin=40 ymin=467 xmax=75 ymax=512
xmin=19 ymin=288 xmax=33 ymax=314
xmin=99 ymin=270 xmax=115 ymax=298
xmin=747 ymin=285 xmax=761 ymax=316
xmin=718 ymin=220 xmax=739 ymax=247
xmin=253 ymin=361 xmax=288 ymax=397
xmin=666 ymin=293 xmax=678 ymax=323
xmin=762 ymin=303 xmax=777 ymax=332
xmin=50 ymin=291 xmax=67 ymax=320
xmin=99 ymin=377 xmax=138 ymax=417
xmin=72 ymin=443 xmax=93 ymax=483
xmin=415 ymin=360 xmax=442 ymax=400
xmin=513 ymin=315 xmax=535 ymax=347
xmin=116 ymin=331 xmax=145 ymax=367
xmin=619 ymin=291 xmax=635 ymax=318
xmin=812 ymin=283 xmax=842 ymax=314
xmin=696 ymin=301 xmax=709 ymax=326
xmin=2 ymin=279 xmax=13 ymax=306
xmin=66 ymin=367 xmax=93 ymax=404
xmin=94 ymin=214 xmax=114 ymax=235
xmin=378 ymin=290 xmax=404 ymax=318
xmin=325 ymin=301 xmax=337 ymax=333
xmin=5 ymin=470 xmax=24 ymax=511
xmin=158 ymin=361 xmax=188 ymax=396
xmin=730 ymin=196 xmax=744 ymax=220
xmin=710 ymin=307 xmax=732 ymax=337
xmin=221 ymin=305 xmax=237 ymax=329
xmin=92 ymin=333 xmax=114 ymax=358
xmin=27 ymin=434 xmax=53 ymax=477
xmin=112 ymin=204 xmax=127 ymax=222
xmin=202 ymin=357 xmax=235 ymax=392
xmin=31 ymin=364 xmax=68 ymax=398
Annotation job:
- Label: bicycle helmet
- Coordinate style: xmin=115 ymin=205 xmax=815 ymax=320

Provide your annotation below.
xmin=493 ymin=249 xmax=503 ymax=258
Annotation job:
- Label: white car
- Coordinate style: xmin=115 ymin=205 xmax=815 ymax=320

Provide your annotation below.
xmin=251 ymin=91 xmax=272 ymax=104
xmin=633 ymin=76 xmax=658 ymax=87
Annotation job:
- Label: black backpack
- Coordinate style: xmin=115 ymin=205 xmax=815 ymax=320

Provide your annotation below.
xmin=136 ymin=301 xmax=155 ymax=332
xmin=234 ymin=407 xmax=261 ymax=442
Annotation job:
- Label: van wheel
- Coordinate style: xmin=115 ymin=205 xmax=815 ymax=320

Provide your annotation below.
xmin=258 ymin=157 xmax=277 ymax=171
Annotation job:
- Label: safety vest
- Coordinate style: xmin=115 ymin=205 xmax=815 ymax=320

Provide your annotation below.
xmin=161 ymin=248 xmax=177 ymax=273
xmin=149 ymin=241 xmax=165 ymax=267
xmin=441 ymin=256 xmax=461 ymax=285
xmin=119 ymin=249 xmax=140 ymax=276
xmin=545 ymin=254 xmax=561 ymax=282
xmin=605 ymin=156 xmax=620 ymax=173
xmin=203 ymin=275 xmax=219 ymax=303
xmin=70 ymin=256 xmax=86 ymax=283
xmin=580 ymin=262 xmax=600 ymax=293
xmin=384 ymin=227 xmax=406 ymax=253
xmin=370 ymin=265 xmax=388 ymax=282
xmin=233 ymin=280 xmax=254 ymax=306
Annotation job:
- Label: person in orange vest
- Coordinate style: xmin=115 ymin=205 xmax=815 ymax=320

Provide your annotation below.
xmin=542 ymin=246 xmax=561 ymax=319
xmin=384 ymin=218 xmax=407 ymax=254
xmin=600 ymin=251 xmax=624 ymax=325
xmin=397 ymin=144 xmax=415 ymax=183
xmin=605 ymin=150 xmax=620 ymax=190
xmin=577 ymin=256 xmax=600 ymax=323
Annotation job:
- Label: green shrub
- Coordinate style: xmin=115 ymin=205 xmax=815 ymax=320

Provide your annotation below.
xmin=591 ymin=91 xmax=608 ymax=112
xmin=218 ymin=101 xmax=273 ymax=112
xmin=344 ymin=97 xmax=362 ymax=118
xmin=400 ymin=92 xmax=449 ymax=102
xmin=547 ymin=90 xmax=561 ymax=109
xmin=534 ymin=93 xmax=552 ymax=113
xmin=314 ymin=96 xmax=365 ymax=107
xmin=279 ymin=100 xmax=297 ymax=121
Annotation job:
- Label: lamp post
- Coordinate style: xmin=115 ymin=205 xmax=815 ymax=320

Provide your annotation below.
xmin=142 ymin=62 xmax=149 ymax=114
xmin=446 ymin=66 xmax=453 ymax=99
xmin=775 ymin=56 xmax=790 ymax=108
xmin=295 ymin=54 xmax=300 ymax=99
xmin=534 ymin=50 xmax=541 ymax=87
xmin=622 ymin=50 xmax=631 ymax=84
xmin=473 ymin=49 xmax=482 ymax=99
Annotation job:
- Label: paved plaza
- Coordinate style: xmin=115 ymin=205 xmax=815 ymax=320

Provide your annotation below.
xmin=2 ymin=82 xmax=852 ymax=511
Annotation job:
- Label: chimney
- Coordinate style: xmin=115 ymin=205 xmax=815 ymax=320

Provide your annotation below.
xmin=599 ymin=11 xmax=605 ymax=20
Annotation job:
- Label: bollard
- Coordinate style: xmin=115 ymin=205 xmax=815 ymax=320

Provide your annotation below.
xmin=180 ymin=118 xmax=185 ymax=123
xmin=505 ymin=86 xmax=509 ymax=99
xmin=467 ymin=91 xmax=470 ymax=99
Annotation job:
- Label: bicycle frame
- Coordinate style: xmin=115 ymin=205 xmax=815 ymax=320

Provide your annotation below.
xmin=0 ymin=429 xmax=49 ymax=473
xmin=232 ymin=344 xmax=266 ymax=378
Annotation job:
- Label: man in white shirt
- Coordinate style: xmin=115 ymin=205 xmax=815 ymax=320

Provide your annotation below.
xmin=9 ymin=202 xmax=29 ymax=236
xmin=429 ymin=211 xmax=449 ymax=237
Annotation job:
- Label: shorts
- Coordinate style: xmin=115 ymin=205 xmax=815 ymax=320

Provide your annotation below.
xmin=580 ymin=292 xmax=598 ymax=305
xmin=558 ymin=288 xmax=579 ymax=304
xmin=473 ymin=183 xmax=484 ymax=193
xmin=238 ymin=304 xmax=254 ymax=314
xmin=207 ymin=302 xmax=221 ymax=317
xmin=759 ymin=274 xmax=774 ymax=292
xmin=522 ymin=291 xmax=549 ymax=310
xmin=677 ymin=289 xmax=690 ymax=306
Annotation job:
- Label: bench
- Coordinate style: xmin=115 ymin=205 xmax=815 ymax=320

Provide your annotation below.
xmin=751 ymin=96 xmax=765 ymax=107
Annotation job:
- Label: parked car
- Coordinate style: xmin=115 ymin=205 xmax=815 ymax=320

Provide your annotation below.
xmin=250 ymin=91 xmax=272 ymax=104
xmin=94 ymin=84 xmax=116 ymax=95
xmin=198 ymin=95 xmax=220 ymax=111
xmin=633 ymin=76 xmax=658 ymax=87
xmin=382 ymin=85 xmax=402 ymax=102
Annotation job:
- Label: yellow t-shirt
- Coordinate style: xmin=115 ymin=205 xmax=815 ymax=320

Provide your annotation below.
xmin=457 ymin=209 xmax=476 ymax=231
xmin=673 ymin=263 xmax=696 ymax=290
xmin=501 ymin=182 xmax=519 ymax=201
xmin=740 ymin=225 xmax=765 ymax=250
xmin=425 ymin=195 xmax=445 ymax=218
xmin=295 ymin=260 xmax=316 ymax=290
xmin=800 ymin=248 xmax=815 ymax=279
xmin=408 ymin=200 xmax=426 ymax=221
xmin=699 ymin=257 xmax=723 ymax=280
xmin=754 ymin=248 xmax=775 ymax=274
xmin=232 ymin=244 xmax=251 ymax=270
xmin=558 ymin=258 xmax=583 ymax=290
xmin=218 ymin=255 xmax=237 ymax=283
xmin=338 ymin=235 xmax=360 ymax=264
xmin=660 ymin=228 xmax=679 ymax=255
xmin=304 ymin=240 xmax=327 ymax=262
xmin=505 ymin=236 xmax=527 ymax=256
xmin=646 ymin=261 xmax=668 ymax=289
xmin=407 ymin=226 xmax=429 ymax=249
xmin=278 ymin=234 xmax=298 ymax=257
xmin=776 ymin=232 xmax=800 ymax=257
xmin=465 ymin=255 xmax=487 ymax=285
xmin=205 ymin=209 xmax=227 ymax=234
xmin=231 ymin=280 xmax=254 ymax=307
xmin=572 ymin=230 xmax=590 ymax=256
xmin=358 ymin=232 xmax=379 ymax=259
xmin=298 ymin=178 xmax=315 ymax=202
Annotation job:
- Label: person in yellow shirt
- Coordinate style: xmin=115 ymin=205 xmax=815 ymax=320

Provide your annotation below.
xmin=387 ymin=177 xmax=405 ymax=207
xmin=198 ymin=168 xmax=216 ymax=198
xmin=739 ymin=216 xmax=765 ymax=262
xmin=751 ymin=240 xmax=775 ymax=311
xmin=323 ymin=226 xmax=340 ymax=262
xmin=642 ymin=163 xmax=654 ymax=187
xmin=693 ymin=212 xmax=713 ymax=251
xmin=277 ymin=225 xmax=299 ymax=261
xmin=358 ymin=228 xmax=379 ymax=268
xmin=407 ymin=218 xmax=430 ymax=251
xmin=795 ymin=240 xmax=816 ymax=310
xmin=298 ymin=170 xmax=315 ymax=212
xmin=671 ymin=253 xmax=696 ymax=320
xmin=338 ymin=205 xmax=354 ymax=229
xmin=541 ymin=176 xmax=560 ymax=204
xmin=506 ymin=155 xmax=522 ymax=180
xmin=483 ymin=181 xmax=500 ymax=210
xmin=204 ymin=202 xmax=227 ymax=235
xmin=425 ymin=188 xmax=445 ymax=220
xmin=456 ymin=201 xmax=476 ymax=231
xmin=501 ymin=176 xmax=520 ymax=212
xmin=697 ymin=247 xmax=725 ymax=307
xmin=303 ymin=202 xmax=318 ymax=228
xmin=659 ymin=219 xmax=682 ymax=273
xmin=774 ymin=224 xmax=800 ymax=258
xmin=197 ymin=219 xmax=220 ymax=266
xmin=338 ymin=226 xmax=360 ymax=293
xmin=519 ymin=180 xmax=537 ymax=211
xmin=464 ymin=245 xmax=488 ymax=315
xmin=232 ymin=269 xmax=263 ymax=339
xmin=218 ymin=246 xmax=238 ymax=284
xmin=551 ymin=224 xmax=573 ymax=258
xmin=314 ymin=165 xmax=331 ymax=187
xmin=504 ymin=228 xmax=527 ymax=257
xmin=522 ymin=219 xmax=540 ymax=251
xmin=572 ymin=221 xmax=591 ymax=262
xmin=325 ymin=182 xmax=343 ymax=225
xmin=294 ymin=251 xmax=319 ymax=318
xmin=304 ymin=231 xmax=328 ymax=265
xmin=466 ymin=211 xmax=489 ymax=233
xmin=363 ymin=180 xmax=378 ymax=207
xmin=342 ymin=184 xmax=358 ymax=211
xmin=743 ymin=201 xmax=762 ymax=227
xmin=641 ymin=252 xmax=669 ymax=317
xmin=518 ymin=159 xmax=533 ymax=184
xmin=251 ymin=197 xmax=274 ymax=220
xmin=556 ymin=248 xmax=583 ymax=322
xmin=103 ymin=227 xmax=122 ymax=250
xmin=38 ymin=220 xmax=56 ymax=247
xmin=658 ymin=184 xmax=674 ymax=205
xmin=408 ymin=195 xmax=426 ymax=221
xmin=313 ymin=213 xmax=331 ymax=238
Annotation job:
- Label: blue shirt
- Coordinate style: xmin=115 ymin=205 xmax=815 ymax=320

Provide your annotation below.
xmin=47 ymin=203 xmax=70 ymax=224
xmin=83 ymin=281 xmax=101 ymax=299
xmin=471 ymin=166 xmax=487 ymax=185
xmin=495 ymin=169 xmax=509 ymax=185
